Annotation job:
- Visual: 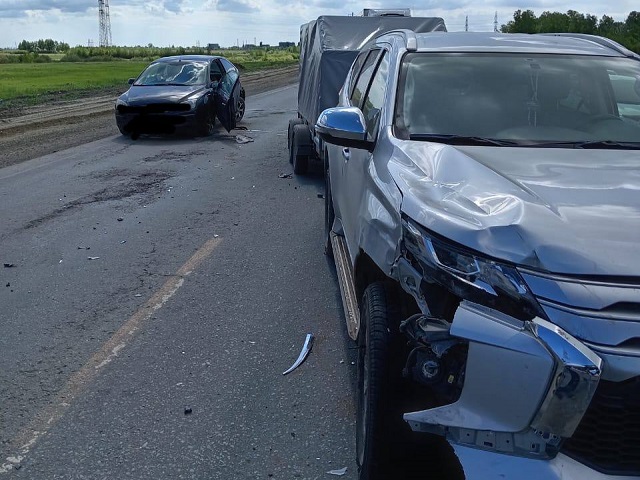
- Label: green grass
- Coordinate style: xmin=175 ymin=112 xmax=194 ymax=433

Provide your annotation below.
xmin=0 ymin=62 xmax=148 ymax=101
xmin=0 ymin=57 xmax=298 ymax=102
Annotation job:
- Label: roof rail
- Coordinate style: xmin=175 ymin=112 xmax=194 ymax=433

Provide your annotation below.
xmin=383 ymin=29 xmax=418 ymax=51
xmin=539 ymin=33 xmax=640 ymax=60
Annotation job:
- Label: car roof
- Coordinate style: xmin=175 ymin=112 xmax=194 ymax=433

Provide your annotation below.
xmin=388 ymin=31 xmax=631 ymax=57
xmin=152 ymin=55 xmax=223 ymax=64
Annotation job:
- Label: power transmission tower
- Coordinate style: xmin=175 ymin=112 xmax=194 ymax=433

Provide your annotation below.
xmin=465 ymin=15 xmax=468 ymax=32
xmin=98 ymin=0 xmax=112 ymax=47
xmin=494 ymin=12 xmax=499 ymax=32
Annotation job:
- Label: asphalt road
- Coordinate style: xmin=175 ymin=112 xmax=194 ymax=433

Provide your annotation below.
xmin=0 ymin=85 xmax=359 ymax=479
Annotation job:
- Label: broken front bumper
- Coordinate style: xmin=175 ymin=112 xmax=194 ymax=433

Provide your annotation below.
xmin=404 ymin=301 xmax=603 ymax=460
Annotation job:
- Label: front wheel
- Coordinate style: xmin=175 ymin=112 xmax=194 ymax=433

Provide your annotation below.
xmin=235 ymin=90 xmax=246 ymax=122
xmin=357 ymin=282 xmax=404 ymax=480
xmin=198 ymin=111 xmax=215 ymax=137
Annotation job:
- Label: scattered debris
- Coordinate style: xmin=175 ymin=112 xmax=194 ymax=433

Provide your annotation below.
xmin=282 ymin=333 xmax=315 ymax=376
xmin=3 ymin=263 xmax=15 ymax=268
xmin=120 ymin=240 xmax=127 ymax=244
xmin=234 ymin=125 xmax=249 ymax=131
xmin=184 ymin=406 xmax=193 ymax=415
xmin=235 ymin=134 xmax=254 ymax=144
xmin=87 ymin=257 xmax=100 ymax=261
xmin=117 ymin=217 xmax=124 ymax=222
xmin=134 ymin=294 xmax=142 ymax=297
xmin=213 ymin=234 xmax=220 ymax=238
xmin=5 ymin=283 xmax=10 ymax=287
xmin=317 ymin=193 xmax=325 ymax=199
xmin=279 ymin=173 xmax=293 ymax=179
xmin=327 ymin=467 xmax=348 ymax=476
xmin=339 ymin=360 xmax=344 ymax=364
xmin=77 ymin=246 xmax=90 ymax=250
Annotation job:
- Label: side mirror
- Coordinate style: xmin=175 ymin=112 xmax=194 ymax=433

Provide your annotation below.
xmin=315 ymin=107 xmax=374 ymax=151
xmin=128 ymin=78 xmax=135 ymax=85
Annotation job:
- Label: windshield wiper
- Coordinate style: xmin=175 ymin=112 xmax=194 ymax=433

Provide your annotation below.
xmin=409 ymin=134 xmax=519 ymax=147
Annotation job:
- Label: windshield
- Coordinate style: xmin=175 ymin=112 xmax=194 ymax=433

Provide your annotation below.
xmin=395 ymin=53 xmax=640 ymax=147
xmin=135 ymin=61 xmax=208 ymax=86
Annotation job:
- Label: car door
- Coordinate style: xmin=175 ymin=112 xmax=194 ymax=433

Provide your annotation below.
xmin=215 ymin=61 xmax=240 ymax=132
xmin=336 ymin=49 xmax=388 ymax=256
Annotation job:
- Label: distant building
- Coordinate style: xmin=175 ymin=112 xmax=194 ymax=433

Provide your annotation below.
xmin=242 ymin=43 xmax=258 ymax=50
xmin=207 ymin=43 xmax=221 ymax=50
xmin=279 ymin=41 xmax=295 ymax=48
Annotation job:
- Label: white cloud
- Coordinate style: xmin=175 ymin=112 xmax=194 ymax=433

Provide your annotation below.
xmin=0 ymin=1 xmax=637 ymax=47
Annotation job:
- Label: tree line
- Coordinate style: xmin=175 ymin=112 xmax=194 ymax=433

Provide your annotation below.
xmin=501 ymin=10 xmax=640 ymax=53
xmin=17 ymin=39 xmax=70 ymax=53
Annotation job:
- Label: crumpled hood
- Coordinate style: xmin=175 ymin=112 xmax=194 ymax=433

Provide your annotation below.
xmin=120 ymin=85 xmax=205 ymax=105
xmin=389 ymin=141 xmax=640 ymax=276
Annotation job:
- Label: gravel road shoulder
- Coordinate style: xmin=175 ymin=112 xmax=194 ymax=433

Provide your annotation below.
xmin=0 ymin=66 xmax=298 ymax=169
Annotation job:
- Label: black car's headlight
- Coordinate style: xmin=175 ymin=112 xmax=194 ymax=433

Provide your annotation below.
xmin=402 ymin=218 xmax=545 ymax=321
xmin=115 ymin=98 xmax=128 ymax=111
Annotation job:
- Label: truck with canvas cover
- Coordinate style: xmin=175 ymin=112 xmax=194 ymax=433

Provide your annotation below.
xmin=287 ymin=14 xmax=446 ymax=174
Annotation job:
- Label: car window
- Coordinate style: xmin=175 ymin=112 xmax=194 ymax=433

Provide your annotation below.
xmin=220 ymin=58 xmax=236 ymax=74
xmin=361 ymin=51 xmax=389 ymax=140
xmin=350 ymin=50 xmax=380 ymax=108
xmin=395 ymin=53 xmax=640 ymax=145
xmin=609 ymin=73 xmax=640 ymax=123
xmin=348 ymin=52 xmax=370 ymax=98
xmin=210 ymin=60 xmax=223 ymax=82
xmin=219 ymin=69 xmax=238 ymax=97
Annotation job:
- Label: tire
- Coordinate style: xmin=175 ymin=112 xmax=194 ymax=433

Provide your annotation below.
xmin=357 ymin=282 xmax=404 ymax=480
xmin=198 ymin=111 xmax=215 ymax=137
xmin=288 ymin=118 xmax=303 ymax=164
xmin=292 ymin=123 xmax=310 ymax=175
xmin=235 ymin=90 xmax=246 ymax=122
xmin=324 ymin=157 xmax=335 ymax=258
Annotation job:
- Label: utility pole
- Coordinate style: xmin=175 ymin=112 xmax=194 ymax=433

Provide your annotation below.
xmin=98 ymin=0 xmax=112 ymax=47
xmin=465 ymin=15 xmax=469 ymax=32
xmin=494 ymin=11 xmax=499 ymax=32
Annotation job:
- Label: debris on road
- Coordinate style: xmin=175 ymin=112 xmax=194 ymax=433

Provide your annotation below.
xmin=327 ymin=467 xmax=347 ymax=476
xmin=235 ymin=134 xmax=254 ymax=144
xmin=134 ymin=294 xmax=142 ymax=297
xmin=77 ymin=246 xmax=90 ymax=250
xmin=282 ymin=333 xmax=315 ymax=376
xmin=3 ymin=263 xmax=15 ymax=268
xmin=184 ymin=406 xmax=193 ymax=415
xmin=120 ymin=240 xmax=126 ymax=244
xmin=87 ymin=257 xmax=100 ymax=261
xmin=117 ymin=217 xmax=124 ymax=222
xmin=317 ymin=193 xmax=324 ymax=199
xmin=279 ymin=173 xmax=293 ymax=179
xmin=6 ymin=282 xmax=10 ymax=287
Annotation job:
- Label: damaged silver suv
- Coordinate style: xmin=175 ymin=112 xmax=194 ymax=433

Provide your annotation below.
xmin=317 ymin=31 xmax=640 ymax=480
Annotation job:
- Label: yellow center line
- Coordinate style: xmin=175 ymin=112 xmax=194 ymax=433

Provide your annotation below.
xmin=0 ymin=237 xmax=223 ymax=474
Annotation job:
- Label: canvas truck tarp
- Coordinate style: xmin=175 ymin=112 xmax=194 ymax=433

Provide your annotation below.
xmin=297 ymin=15 xmax=447 ymax=125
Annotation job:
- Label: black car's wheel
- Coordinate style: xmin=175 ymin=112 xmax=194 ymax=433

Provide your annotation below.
xmin=236 ymin=90 xmax=246 ymax=122
xmin=292 ymin=123 xmax=310 ymax=175
xmin=324 ymin=157 xmax=335 ymax=258
xmin=357 ymin=282 xmax=404 ymax=480
xmin=198 ymin=111 xmax=215 ymax=137
xmin=117 ymin=125 xmax=127 ymax=136
xmin=288 ymin=118 xmax=303 ymax=164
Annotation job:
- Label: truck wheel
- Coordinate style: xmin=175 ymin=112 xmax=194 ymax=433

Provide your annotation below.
xmin=292 ymin=123 xmax=310 ymax=175
xmin=288 ymin=118 xmax=303 ymax=164
xmin=324 ymin=158 xmax=334 ymax=258
xmin=356 ymin=282 xmax=404 ymax=480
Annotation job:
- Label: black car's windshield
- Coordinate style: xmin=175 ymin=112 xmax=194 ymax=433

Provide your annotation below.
xmin=395 ymin=53 xmax=640 ymax=148
xmin=135 ymin=61 xmax=208 ymax=86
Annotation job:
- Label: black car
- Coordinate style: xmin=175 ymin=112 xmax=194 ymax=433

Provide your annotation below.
xmin=115 ymin=55 xmax=245 ymax=137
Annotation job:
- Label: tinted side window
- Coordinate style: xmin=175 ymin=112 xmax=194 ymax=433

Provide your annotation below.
xmin=348 ymin=52 xmax=369 ymax=98
xmin=362 ymin=51 xmax=389 ymax=139
xmin=350 ymin=50 xmax=380 ymax=108
xmin=220 ymin=58 xmax=235 ymax=73
xmin=220 ymin=69 xmax=238 ymax=97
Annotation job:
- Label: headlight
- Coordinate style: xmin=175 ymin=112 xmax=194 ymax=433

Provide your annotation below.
xmin=402 ymin=218 xmax=545 ymax=321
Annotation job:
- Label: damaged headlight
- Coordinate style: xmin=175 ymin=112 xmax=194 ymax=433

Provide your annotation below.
xmin=402 ymin=218 xmax=545 ymax=320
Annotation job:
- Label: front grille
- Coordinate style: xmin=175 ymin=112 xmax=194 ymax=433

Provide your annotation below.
xmin=117 ymin=103 xmax=190 ymax=114
xmin=562 ymin=377 xmax=640 ymax=475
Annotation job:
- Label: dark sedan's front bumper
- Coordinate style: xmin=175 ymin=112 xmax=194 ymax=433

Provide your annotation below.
xmin=115 ymin=104 xmax=205 ymax=135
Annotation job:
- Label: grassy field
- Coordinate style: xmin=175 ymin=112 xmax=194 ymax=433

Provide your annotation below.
xmin=0 ymin=56 xmax=297 ymax=102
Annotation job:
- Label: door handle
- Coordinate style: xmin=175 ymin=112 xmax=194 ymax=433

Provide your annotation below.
xmin=342 ymin=148 xmax=350 ymax=161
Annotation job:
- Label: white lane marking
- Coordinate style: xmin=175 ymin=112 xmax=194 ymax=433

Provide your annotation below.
xmin=0 ymin=237 xmax=222 ymax=475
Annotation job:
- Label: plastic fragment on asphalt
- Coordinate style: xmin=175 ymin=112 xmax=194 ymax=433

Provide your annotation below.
xmin=134 ymin=294 xmax=142 ymax=297
xmin=87 ymin=257 xmax=100 ymax=260
xmin=327 ymin=467 xmax=347 ymax=476
xmin=282 ymin=333 xmax=315 ymax=375
xmin=279 ymin=173 xmax=293 ymax=179
xmin=317 ymin=193 xmax=324 ymax=199
xmin=77 ymin=246 xmax=90 ymax=250
xmin=184 ymin=407 xmax=192 ymax=415
xmin=235 ymin=134 xmax=254 ymax=144
xmin=120 ymin=240 xmax=126 ymax=244
xmin=117 ymin=217 xmax=124 ymax=222
xmin=3 ymin=263 xmax=15 ymax=268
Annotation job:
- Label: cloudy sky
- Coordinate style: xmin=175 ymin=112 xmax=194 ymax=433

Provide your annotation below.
xmin=0 ymin=0 xmax=636 ymax=48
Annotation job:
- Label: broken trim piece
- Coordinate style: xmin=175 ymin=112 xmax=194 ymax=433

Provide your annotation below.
xmin=282 ymin=333 xmax=315 ymax=375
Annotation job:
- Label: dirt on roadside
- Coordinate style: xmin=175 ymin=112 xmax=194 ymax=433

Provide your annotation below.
xmin=0 ymin=66 xmax=298 ymax=170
